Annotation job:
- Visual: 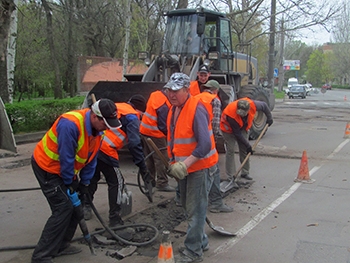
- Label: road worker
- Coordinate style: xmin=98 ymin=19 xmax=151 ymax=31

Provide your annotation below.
xmin=220 ymin=98 xmax=273 ymax=187
xmin=189 ymin=64 xmax=211 ymax=96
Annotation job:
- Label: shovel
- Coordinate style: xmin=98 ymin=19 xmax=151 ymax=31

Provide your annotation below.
xmin=220 ymin=124 xmax=269 ymax=193
xmin=146 ymin=137 xmax=236 ymax=237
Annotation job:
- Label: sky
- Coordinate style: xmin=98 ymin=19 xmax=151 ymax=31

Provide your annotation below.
xmin=298 ymin=27 xmax=333 ymax=46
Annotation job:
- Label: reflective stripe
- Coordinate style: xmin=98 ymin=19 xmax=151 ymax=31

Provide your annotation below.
xmin=174 ymin=137 xmax=196 ymax=145
xmin=175 ymin=148 xmax=217 ymax=162
xmin=143 ymin=112 xmax=157 ymax=121
xmin=141 ymin=122 xmax=160 ymax=131
xmin=42 ymin=133 xmax=59 ymax=161
xmin=109 ymin=128 xmax=126 ymax=143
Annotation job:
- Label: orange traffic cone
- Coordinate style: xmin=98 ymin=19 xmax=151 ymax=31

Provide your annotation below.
xmin=157 ymin=230 xmax=174 ymax=263
xmin=294 ymin=150 xmax=315 ymax=183
xmin=344 ymin=122 xmax=350 ymax=139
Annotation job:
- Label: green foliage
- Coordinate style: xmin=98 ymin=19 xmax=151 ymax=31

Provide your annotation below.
xmin=305 ymin=49 xmax=324 ymax=87
xmin=332 ymin=85 xmax=350 ymax=89
xmin=274 ymin=89 xmax=285 ymax=99
xmin=5 ymin=97 xmax=85 ymax=134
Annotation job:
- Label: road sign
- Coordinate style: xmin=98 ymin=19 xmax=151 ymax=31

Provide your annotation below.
xmin=274 ymin=68 xmax=278 ymax=77
xmin=283 ymin=60 xmax=300 ymax=71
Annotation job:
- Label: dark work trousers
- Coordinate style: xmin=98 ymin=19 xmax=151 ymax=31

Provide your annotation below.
xmin=87 ymin=158 xmax=124 ymax=219
xmin=31 ymin=157 xmax=78 ymax=262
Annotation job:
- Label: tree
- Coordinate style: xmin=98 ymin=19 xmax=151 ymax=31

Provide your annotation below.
xmin=0 ymin=0 xmax=16 ymax=103
xmin=330 ymin=1 xmax=350 ymax=85
xmin=305 ymin=49 xmax=329 ymax=87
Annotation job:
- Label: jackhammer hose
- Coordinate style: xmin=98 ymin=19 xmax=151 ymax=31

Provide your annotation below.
xmin=0 ymin=191 xmax=159 ymax=252
xmin=86 ymin=193 xmax=159 ymax=247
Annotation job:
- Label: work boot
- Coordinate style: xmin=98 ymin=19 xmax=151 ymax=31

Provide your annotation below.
xmin=83 ymin=205 xmax=92 ymax=220
xmin=57 ymin=244 xmax=82 ymax=256
xmin=156 ymin=184 xmax=176 ymax=192
xmin=209 ymin=203 xmax=233 ymax=213
xmin=176 ymin=247 xmax=203 ymax=263
xmin=241 ymin=174 xmax=253 ymax=180
xmin=109 ymin=214 xmax=124 ymax=228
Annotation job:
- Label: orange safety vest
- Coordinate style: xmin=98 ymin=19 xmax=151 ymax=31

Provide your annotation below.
xmin=194 ymin=91 xmax=217 ymax=122
xmin=33 ymin=109 xmax=102 ymax=175
xmin=167 ymin=96 xmax=218 ymax=173
xmin=189 ymin=81 xmax=201 ymax=96
xmin=99 ymin=103 xmax=138 ymax=160
xmin=220 ymin=98 xmax=257 ymax=133
xmin=140 ymin=90 xmax=170 ymax=138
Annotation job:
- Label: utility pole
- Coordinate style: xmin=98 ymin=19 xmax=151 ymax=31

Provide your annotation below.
xmin=267 ymin=0 xmax=276 ymax=110
xmin=278 ymin=18 xmax=285 ymax=92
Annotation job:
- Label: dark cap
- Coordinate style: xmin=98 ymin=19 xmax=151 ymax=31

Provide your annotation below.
xmin=128 ymin=94 xmax=147 ymax=113
xmin=164 ymin=72 xmax=190 ymax=91
xmin=198 ymin=64 xmax=209 ymax=73
xmin=236 ymin=99 xmax=250 ymax=116
xmin=91 ymin=99 xmax=121 ymax=129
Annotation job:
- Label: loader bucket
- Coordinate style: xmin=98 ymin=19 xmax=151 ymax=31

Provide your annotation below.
xmin=82 ymin=81 xmax=166 ymax=108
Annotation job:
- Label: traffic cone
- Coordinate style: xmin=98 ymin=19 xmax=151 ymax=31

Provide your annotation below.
xmin=344 ymin=122 xmax=350 ymax=139
xmin=294 ymin=150 xmax=315 ymax=183
xmin=157 ymin=230 xmax=174 ymax=263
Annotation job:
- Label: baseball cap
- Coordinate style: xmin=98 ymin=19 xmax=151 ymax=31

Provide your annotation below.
xmin=91 ymin=99 xmax=121 ymax=129
xmin=203 ymin=80 xmax=220 ymax=90
xmin=198 ymin=64 xmax=209 ymax=73
xmin=164 ymin=72 xmax=190 ymax=91
xmin=128 ymin=94 xmax=146 ymax=112
xmin=236 ymin=99 xmax=250 ymax=117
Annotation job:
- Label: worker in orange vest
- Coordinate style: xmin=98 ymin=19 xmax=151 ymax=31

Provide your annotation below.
xmin=220 ymin=98 xmax=273 ymax=187
xmin=189 ymin=64 xmax=211 ymax=96
xmin=165 ymin=72 xmax=218 ymax=263
xmin=31 ymin=99 xmax=120 ymax=263
xmin=140 ymin=90 xmax=175 ymax=192
xmin=195 ymin=80 xmax=233 ymax=213
xmin=83 ymin=95 xmax=154 ymax=226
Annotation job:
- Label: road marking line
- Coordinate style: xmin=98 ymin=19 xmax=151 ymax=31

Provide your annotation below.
xmin=214 ymin=139 xmax=350 ymax=255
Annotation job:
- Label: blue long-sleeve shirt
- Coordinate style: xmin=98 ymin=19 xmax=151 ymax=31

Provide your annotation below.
xmin=156 ymin=103 xmax=170 ymax=136
xmin=56 ymin=110 xmax=102 ymax=185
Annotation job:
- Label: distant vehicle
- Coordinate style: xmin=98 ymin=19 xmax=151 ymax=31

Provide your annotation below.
xmin=304 ymin=84 xmax=312 ymax=96
xmin=322 ymin=83 xmax=332 ymax=90
xmin=287 ymin=77 xmax=298 ymax=88
xmin=288 ymin=85 xmax=307 ymax=99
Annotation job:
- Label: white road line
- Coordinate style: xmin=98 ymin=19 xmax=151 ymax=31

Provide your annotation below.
xmin=214 ymin=139 xmax=350 ymax=255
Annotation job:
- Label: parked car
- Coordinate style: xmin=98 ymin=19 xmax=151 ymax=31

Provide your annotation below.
xmin=288 ymin=85 xmax=307 ymax=99
xmin=322 ymin=83 xmax=332 ymax=90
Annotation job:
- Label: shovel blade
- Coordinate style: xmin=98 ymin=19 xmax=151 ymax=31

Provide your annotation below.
xmin=220 ymin=180 xmax=238 ymax=193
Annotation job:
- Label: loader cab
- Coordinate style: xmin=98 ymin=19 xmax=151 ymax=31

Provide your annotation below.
xmin=162 ymin=8 xmax=234 ymax=72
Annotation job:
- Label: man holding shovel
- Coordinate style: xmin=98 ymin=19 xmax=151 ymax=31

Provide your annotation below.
xmin=220 ymin=98 xmax=273 ymax=189
xmin=164 ymin=72 xmax=218 ymax=263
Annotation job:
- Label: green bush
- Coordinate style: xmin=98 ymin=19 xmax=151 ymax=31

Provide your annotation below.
xmin=5 ymin=96 xmax=85 ymax=134
xmin=331 ymin=85 xmax=350 ymax=89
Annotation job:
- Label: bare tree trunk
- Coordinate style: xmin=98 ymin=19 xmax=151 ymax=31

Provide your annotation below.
xmin=41 ymin=0 xmax=62 ymax=99
xmin=7 ymin=0 xmax=18 ymax=104
xmin=278 ymin=19 xmax=285 ymax=92
xmin=176 ymin=0 xmax=188 ymax=9
xmin=122 ymin=1 xmax=131 ymax=82
xmin=66 ymin=0 xmax=75 ymax=97
xmin=0 ymin=0 xmax=16 ymax=103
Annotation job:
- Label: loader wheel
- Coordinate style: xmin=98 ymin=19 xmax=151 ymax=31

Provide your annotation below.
xmin=238 ymin=85 xmax=270 ymax=140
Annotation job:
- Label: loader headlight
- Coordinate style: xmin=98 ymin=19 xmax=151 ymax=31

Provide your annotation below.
xmin=203 ymin=59 xmax=210 ymax=67
xmin=145 ymin=58 xmax=151 ymax=66
xmin=208 ymin=51 xmax=219 ymax=60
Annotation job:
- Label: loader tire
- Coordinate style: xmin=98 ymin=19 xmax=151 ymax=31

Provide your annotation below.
xmin=238 ymin=85 xmax=270 ymax=140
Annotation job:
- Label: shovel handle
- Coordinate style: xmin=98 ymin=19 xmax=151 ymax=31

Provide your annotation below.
xmin=234 ymin=124 xmax=269 ymax=181
xmin=91 ymin=93 xmax=97 ymax=104
xmin=146 ymin=138 xmax=169 ymax=168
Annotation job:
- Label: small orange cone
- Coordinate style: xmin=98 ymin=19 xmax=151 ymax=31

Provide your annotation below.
xmin=344 ymin=122 xmax=350 ymax=139
xmin=294 ymin=150 xmax=315 ymax=183
xmin=157 ymin=230 xmax=174 ymax=263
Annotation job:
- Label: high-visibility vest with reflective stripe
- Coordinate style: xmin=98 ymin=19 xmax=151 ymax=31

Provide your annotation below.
xmin=195 ymin=91 xmax=217 ymax=122
xmin=33 ymin=109 xmax=102 ymax=175
xmin=99 ymin=103 xmax=138 ymax=160
xmin=220 ymin=98 xmax=257 ymax=133
xmin=140 ymin=90 xmax=170 ymax=138
xmin=189 ymin=81 xmax=201 ymax=96
xmin=167 ymin=96 xmax=218 ymax=173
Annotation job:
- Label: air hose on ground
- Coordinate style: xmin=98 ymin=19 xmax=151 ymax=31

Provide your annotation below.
xmin=0 ymin=190 xmax=159 ymax=252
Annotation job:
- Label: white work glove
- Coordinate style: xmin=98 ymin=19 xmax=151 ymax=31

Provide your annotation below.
xmin=167 ymin=162 xmax=188 ymax=180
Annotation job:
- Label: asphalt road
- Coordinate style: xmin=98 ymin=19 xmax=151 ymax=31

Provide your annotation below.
xmin=1 ymin=88 xmax=350 ymax=263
